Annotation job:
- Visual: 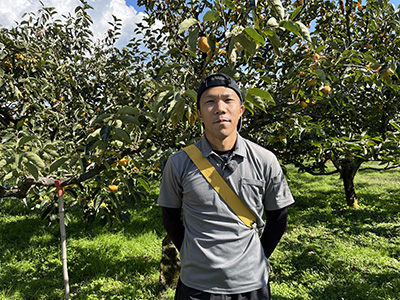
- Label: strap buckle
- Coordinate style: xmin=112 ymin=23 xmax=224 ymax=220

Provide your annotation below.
xmin=251 ymin=222 xmax=258 ymax=231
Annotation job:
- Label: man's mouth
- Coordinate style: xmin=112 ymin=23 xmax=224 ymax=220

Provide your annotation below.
xmin=215 ymin=119 xmax=230 ymax=124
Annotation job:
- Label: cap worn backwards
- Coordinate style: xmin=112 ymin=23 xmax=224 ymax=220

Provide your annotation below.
xmin=196 ymin=73 xmax=243 ymax=108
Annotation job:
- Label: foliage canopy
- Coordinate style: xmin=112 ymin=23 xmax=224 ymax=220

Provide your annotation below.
xmin=1 ymin=0 xmax=399 ymax=225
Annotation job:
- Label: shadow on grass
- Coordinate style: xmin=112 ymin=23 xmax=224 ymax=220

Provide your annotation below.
xmin=1 ymin=167 xmax=398 ymax=299
xmin=274 ymin=167 xmax=400 ymax=300
xmin=271 ymin=238 xmax=400 ymax=300
xmin=0 ymin=202 xmax=164 ymax=299
xmin=68 ymin=243 xmax=161 ymax=299
xmin=0 ymin=240 xmax=160 ymax=299
xmin=290 ymin=204 xmax=399 ymax=238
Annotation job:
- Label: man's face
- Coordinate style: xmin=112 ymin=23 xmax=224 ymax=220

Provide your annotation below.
xmin=197 ymin=86 xmax=244 ymax=144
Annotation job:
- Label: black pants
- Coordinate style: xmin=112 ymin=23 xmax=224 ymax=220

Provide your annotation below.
xmin=174 ymin=279 xmax=271 ymax=300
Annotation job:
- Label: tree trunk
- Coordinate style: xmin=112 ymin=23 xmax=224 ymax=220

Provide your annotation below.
xmin=336 ymin=159 xmax=362 ymax=209
xmin=159 ymin=235 xmax=180 ymax=294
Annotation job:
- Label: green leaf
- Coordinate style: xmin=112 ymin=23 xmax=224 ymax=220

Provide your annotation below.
xmin=170 ymin=93 xmax=185 ymax=127
xmin=203 ymin=10 xmax=221 ymax=22
xmin=24 ymin=152 xmax=45 ymax=168
xmin=49 ymin=157 xmax=69 ymax=173
xmin=247 ymin=88 xmax=275 ymax=104
xmin=123 ymin=177 xmax=135 ymax=195
xmin=158 ymin=85 xmax=175 ymax=92
xmin=86 ymin=140 xmax=104 ymax=153
xmin=315 ymin=45 xmax=326 ymax=53
xmin=188 ymin=27 xmax=199 ymax=53
xmin=167 ymin=98 xmax=177 ymax=114
xmin=280 ymin=20 xmax=300 ymax=36
xmin=222 ymin=0 xmax=235 ymax=10
xmin=236 ymin=34 xmax=256 ymax=56
xmin=4 ymin=171 xmax=13 ymax=181
xmin=364 ymin=54 xmax=379 ymax=65
xmin=2 ymin=132 xmax=14 ymax=143
xmin=245 ymin=94 xmax=267 ymax=113
xmin=17 ymin=135 xmax=36 ymax=148
xmin=267 ymin=0 xmax=285 ymax=21
xmin=112 ymin=128 xmax=132 ymax=144
xmin=178 ymin=17 xmax=198 ymax=35
xmin=290 ymin=6 xmax=302 ymax=20
xmin=266 ymin=30 xmax=281 ymax=55
xmin=44 ymin=147 xmax=59 ymax=157
xmin=93 ymin=113 xmax=112 ymax=124
xmin=137 ymin=177 xmax=150 ymax=193
xmin=389 ymin=120 xmax=400 ymax=131
xmin=183 ymin=90 xmax=197 ymax=103
xmin=314 ymin=69 xmax=326 ymax=81
xmin=159 ymin=62 xmax=181 ymax=75
xmin=296 ymin=21 xmax=311 ymax=43
xmin=117 ymin=115 xmax=140 ymax=126
xmin=89 ymin=128 xmax=101 ymax=138
xmin=100 ymin=125 xmax=112 ymax=143
xmin=116 ymin=106 xmax=138 ymax=115
xmin=0 ymin=159 xmax=6 ymax=168
xmin=244 ymin=27 xmax=265 ymax=45
xmin=25 ymin=161 xmax=39 ymax=180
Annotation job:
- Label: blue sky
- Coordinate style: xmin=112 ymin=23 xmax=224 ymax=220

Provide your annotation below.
xmin=125 ymin=0 xmax=141 ymax=11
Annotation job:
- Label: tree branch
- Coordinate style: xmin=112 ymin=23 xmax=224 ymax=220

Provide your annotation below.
xmin=302 ymin=168 xmax=339 ymax=176
xmin=359 ymin=164 xmax=400 ymax=172
xmin=345 ymin=0 xmax=352 ymax=44
xmin=0 ymin=144 xmax=144 ymax=200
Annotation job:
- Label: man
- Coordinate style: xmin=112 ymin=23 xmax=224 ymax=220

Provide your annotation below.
xmin=158 ymin=73 xmax=294 ymax=300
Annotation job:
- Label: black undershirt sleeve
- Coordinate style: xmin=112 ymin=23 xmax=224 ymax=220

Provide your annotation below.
xmin=260 ymin=207 xmax=288 ymax=258
xmin=162 ymin=205 xmax=287 ymax=257
xmin=162 ymin=206 xmax=185 ymax=251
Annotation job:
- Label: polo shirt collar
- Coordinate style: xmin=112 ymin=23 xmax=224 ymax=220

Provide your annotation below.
xmin=199 ymin=134 xmax=246 ymax=158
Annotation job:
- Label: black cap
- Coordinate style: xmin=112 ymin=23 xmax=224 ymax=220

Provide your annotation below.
xmin=197 ymin=73 xmax=243 ymax=108
xmin=197 ymin=73 xmax=243 ymax=131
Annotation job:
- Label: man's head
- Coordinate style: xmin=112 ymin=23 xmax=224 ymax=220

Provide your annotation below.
xmin=197 ymin=73 xmax=244 ymax=133
xmin=196 ymin=73 xmax=245 ymax=147
xmin=197 ymin=73 xmax=243 ymax=109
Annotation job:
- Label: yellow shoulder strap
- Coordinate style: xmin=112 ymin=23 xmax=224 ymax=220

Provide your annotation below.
xmin=183 ymin=144 xmax=256 ymax=228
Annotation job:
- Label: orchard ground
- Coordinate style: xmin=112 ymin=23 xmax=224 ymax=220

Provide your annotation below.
xmin=0 ymin=162 xmax=399 ymax=299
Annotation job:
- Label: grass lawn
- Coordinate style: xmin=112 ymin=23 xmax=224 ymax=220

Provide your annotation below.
xmin=0 ymin=163 xmax=399 ymax=299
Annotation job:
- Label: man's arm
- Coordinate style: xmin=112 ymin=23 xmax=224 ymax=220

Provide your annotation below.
xmin=162 ymin=206 xmax=185 ymax=251
xmin=260 ymin=207 xmax=288 ymax=258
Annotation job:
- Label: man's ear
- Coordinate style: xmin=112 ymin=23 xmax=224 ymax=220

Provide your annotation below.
xmin=197 ymin=109 xmax=203 ymax=122
xmin=240 ymin=104 xmax=245 ymax=116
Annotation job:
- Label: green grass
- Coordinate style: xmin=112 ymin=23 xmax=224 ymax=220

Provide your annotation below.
xmin=273 ymin=165 xmax=400 ymax=300
xmin=0 ymin=201 xmax=165 ymax=300
xmin=0 ymin=163 xmax=399 ymax=299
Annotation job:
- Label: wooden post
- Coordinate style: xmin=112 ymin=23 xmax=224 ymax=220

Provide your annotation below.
xmin=55 ymin=180 xmax=70 ymax=300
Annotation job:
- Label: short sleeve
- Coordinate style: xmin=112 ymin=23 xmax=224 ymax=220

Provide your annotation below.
xmin=263 ymin=156 xmax=295 ymax=211
xmin=157 ymin=156 xmax=183 ymax=208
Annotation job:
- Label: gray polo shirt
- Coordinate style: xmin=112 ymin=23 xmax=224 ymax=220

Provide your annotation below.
xmin=158 ymin=134 xmax=294 ymax=294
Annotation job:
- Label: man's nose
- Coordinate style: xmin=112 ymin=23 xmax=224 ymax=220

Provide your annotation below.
xmin=215 ymin=100 xmax=226 ymax=114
